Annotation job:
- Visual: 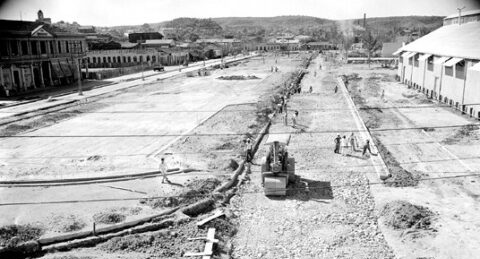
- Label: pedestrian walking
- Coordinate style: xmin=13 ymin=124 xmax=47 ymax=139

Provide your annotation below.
xmin=381 ymin=89 xmax=385 ymax=99
xmin=159 ymin=158 xmax=170 ymax=184
xmin=334 ymin=84 xmax=338 ymax=93
xmin=245 ymin=138 xmax=253 ymax=163
xmin=362 ymin=140 xmax=373 ymax=156
xmin=291 ymin=110 xmax=298 ymax=127
xmin=334 ymin=134 xmax=341 ymax=154
xmin=309 ymin=86 xmax=313 ymax=93
xmin=348 ymin=133 xmax=359 ymax=152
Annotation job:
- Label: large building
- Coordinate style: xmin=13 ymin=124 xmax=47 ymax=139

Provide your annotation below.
xmin=395 ymin=9 xmax=480 ymax=118
xmin=0 ymin=10 xmax=87 ymax=96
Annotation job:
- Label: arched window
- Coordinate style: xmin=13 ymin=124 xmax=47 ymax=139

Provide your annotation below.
xmin=107 ymin=57 xmax=111 ymax=63
xmin=146 ymin=56 xmax=150 ymax=62
xmin=118 ymin=56 xmax=121 ymax=63
xmin=112 ymin=57 xmax=116 ymax=63
xmin=139 ymin=56 xmax=143 ymax=62
xmin=133 ymin=56 xmax=137 ymax=62
xmin=92 ymin=57 xmax=96 ymax=63
xmin=103 ymin=57 xmax=107 ymax=63
xmin=152 ymin=56 xmax=156 ymax=62
xmin=128 ymin=56 xmax=131 ymax=63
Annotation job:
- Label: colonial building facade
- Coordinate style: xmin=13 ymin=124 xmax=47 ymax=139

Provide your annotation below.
xmin=0 ymin=11 xmax=86 ymax=96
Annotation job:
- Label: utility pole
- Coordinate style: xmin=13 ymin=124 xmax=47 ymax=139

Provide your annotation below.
xmin=457 ymin=6 xmax=466 ymax=25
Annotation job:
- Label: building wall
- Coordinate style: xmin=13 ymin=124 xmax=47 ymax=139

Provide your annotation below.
xmin=0 ymin=36 xmax=86 ymax=96
xmin=463 ymin=62 xmax=480 ymax=117
xmin=86 ymin=49 xmax=189 ymax=68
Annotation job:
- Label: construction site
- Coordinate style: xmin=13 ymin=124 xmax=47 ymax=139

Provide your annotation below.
xmin=1 ymin=47 xmax=480 ymax=259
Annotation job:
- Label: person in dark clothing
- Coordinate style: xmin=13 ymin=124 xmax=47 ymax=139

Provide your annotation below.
xmin=362 ymin=139 xmax=373 ymax=156
xmin=334 ymin=134 xmax=341 ymax=154
xmin=334 ymin=85 xmax=338 ymax=93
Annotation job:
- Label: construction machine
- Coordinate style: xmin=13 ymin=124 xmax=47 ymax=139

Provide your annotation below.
xmin=261 ymin=134 xmax=295 ymax=196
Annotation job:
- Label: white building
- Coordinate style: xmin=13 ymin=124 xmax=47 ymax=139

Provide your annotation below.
xmin=395 ymin=9 xmax=480 ymax=118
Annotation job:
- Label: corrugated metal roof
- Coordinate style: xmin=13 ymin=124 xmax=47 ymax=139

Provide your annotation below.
xmin=444 ymin=9 xmax=480 ymax=19
xmin=398 ymin=21 xmax=480 ymax=60
xmin=144 ymin=39 xmax=174 ymax=44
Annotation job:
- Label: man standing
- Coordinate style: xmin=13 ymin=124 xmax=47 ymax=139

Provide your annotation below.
xmin=245 ymin=138 xmax=253 ymax=163
xmin=348 ymin=132 xmax=359 ymax=152
xmin=159 ymin=158 xmax=170 ymax=184
xmin=334 ymin=134 xmax=341 ymax=154
xmin=334 ymin=84 xmax=338 ymax=93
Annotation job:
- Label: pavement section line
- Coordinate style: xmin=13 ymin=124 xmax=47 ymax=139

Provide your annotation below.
xmin=337 ymin=77 xmax=389 ymax=179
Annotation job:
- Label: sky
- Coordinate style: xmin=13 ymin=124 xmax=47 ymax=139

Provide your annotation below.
xmin=0 ymin=0 xmax=479 ymax=27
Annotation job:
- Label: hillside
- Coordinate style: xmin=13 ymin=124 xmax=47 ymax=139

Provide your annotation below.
xmin=99 ymin=15 xmax=444 ymax=42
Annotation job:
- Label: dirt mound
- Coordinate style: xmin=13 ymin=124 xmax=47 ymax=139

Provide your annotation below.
xmin=381 ymin=201 xmax=435 ymax=230
xmin=47 ymin=214 xmax=86 ymax=233
xmin=215 ymin=142 xmax=235 ymax=150
xmin=217 ymin=75 xmax=260 ymax=80
xmin=93 ymin=211 xmax=126 ymax=225
xmin=373 ymin=136 xmax=419 ymax=187
xmin=203 ymin=218 xmax=237 ymax=239
xmin=442 ymin=124 xmax=480 ymax=145
xmin=0 ymin=224 xmax=44 ymax=247
xmin=143 ymin=178 xmax=221 ymax=209
xmin=99 ymin=220 xmax=204 ymax=257
xmin=222 ymin=159 xmax=239 ymax=171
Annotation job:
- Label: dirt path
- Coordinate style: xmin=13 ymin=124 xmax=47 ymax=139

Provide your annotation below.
xmin=231 ymin=55 xmax=394 ymax=258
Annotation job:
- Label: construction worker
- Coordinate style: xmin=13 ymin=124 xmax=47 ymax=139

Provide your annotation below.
xmin=348 ymin=132 xmax=359 ymax=152
xmin=159 ymin=158 xmax=170 ymax=184
xmin=245 ymin=138 xmax=253 ymax=163
xmin=362 ymin=140 xmax=373 ymax=156
xmin=334 ymin=134 xmax=341 ymax=154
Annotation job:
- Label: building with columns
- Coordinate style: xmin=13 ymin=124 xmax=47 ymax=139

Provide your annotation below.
xmin=0 ymin=10 xmax=87 ymax=96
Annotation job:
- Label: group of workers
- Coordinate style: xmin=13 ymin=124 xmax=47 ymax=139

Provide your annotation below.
xmin=334 ymin=133 xmax=375 ymax=157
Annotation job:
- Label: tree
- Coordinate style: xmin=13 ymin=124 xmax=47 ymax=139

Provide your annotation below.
xmin=188 ymin=33 xmax=199 ymax=42
xmin=362 ymin=30 xmax=381 ymax=67
xmin=141 ymin=23 xmax=153 ymax=32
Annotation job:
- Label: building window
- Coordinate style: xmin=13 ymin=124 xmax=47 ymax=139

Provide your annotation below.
xmin=455 ymin=61 xmax=465 ymax=80
xmin=152 ymin=56 xmax=156 ymax=62
xmin=113 ymin=57 xmax=116 ymax=63
xmin=103 ymin=57 xmax=107 ymax=63
xmin=133 ymin=56 xmax=137 ymax=62
xmin=118 ymin=56 xmax=121 ymax=63
xmin=408 ymin=57 xmax=412 ymax=65
xmin=427 ymin=56 xmax=434 ymax=71
xmin=445 ymin=66 xmax=453 ymax=76
xmin=123 ymin=56 xmax=126 ymax=63
xmin=107 ymin=57 xmax=111 ymax=63
xmin=58 ymin=41 xmax=62 ymax=53
xmin=128 ymin=57 xmax=131 ymax=63
xmin=31 ymin=41 xmax=38 ymax=55
xmin=65 ymin=41 xmax=70 ymax=53
xmin=139 ymin=56 xmax=143 ymax=62
xmin=93 ymin=57 xmax=96 ymax=63
xmin=0 ymin=41 xmax=8 ymax=56
xmin=40 ymin=41 xmax=47 ymax=54
xmin=10 ymin=41 xmax=19 ymax=55
xmin=414 ymin=54 xmax=419 ymax=67
xmin=49 ymin=41 xmax=54 ymax=54
xmin=21 ymin=41 xmax=29 ymax=55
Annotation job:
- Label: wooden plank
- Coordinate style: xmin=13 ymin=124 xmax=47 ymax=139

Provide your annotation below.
xmin=202 ymin=228 xmax=216 ymax=259
xmin=197 ymin=209 xmax=224 ymax=227
xmin=184 ymin=252 xmax=208 ymax=257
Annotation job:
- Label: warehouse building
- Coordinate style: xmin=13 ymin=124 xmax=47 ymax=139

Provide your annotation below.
xmin=395 ymin=9 xmax=480 ymax=118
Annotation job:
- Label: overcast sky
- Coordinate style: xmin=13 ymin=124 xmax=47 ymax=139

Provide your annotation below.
xmin=0 ymin=0 xmax=479 ymax=27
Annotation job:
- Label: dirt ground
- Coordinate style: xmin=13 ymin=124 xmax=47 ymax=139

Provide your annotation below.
xmin=230 ymin=54 xmax=394 ymax=259
xmin=339 ymin=63 xmax=480 ymax=258
xmin=0 ymin=54 xmax=302 ymax=181
xmin=0 ymin=53 xmax=311 ymax=258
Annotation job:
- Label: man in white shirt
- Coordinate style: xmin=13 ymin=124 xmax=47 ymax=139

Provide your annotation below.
xmin=159 ymin=158 xmax=170 ymax=184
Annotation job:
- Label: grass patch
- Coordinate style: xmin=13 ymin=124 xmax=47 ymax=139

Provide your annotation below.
xmin=47 ymin=214 xmax=86 ymax=233
xmin=93 ymin=211 xmax=126 ymax=225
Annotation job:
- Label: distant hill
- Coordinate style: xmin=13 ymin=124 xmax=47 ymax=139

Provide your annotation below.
xmin=100 ymin=15 xmax=444 ymax=43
